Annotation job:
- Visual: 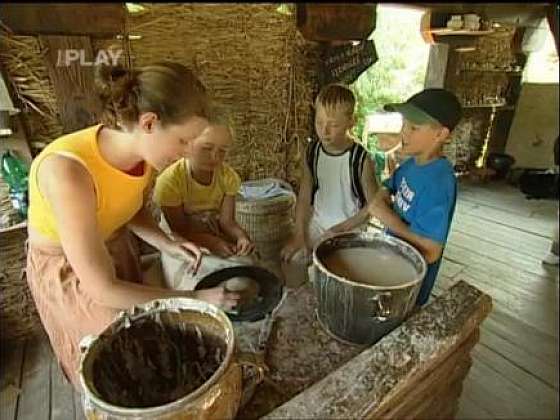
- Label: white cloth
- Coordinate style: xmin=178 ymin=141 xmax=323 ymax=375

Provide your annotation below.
xmin=158 ymin=211 xmax=255 ymax=290
xmin=239 ymin=179 xmax=292 ymax=200
xmin=312 ymin=147 xmax=361 ymax=230
xmin=161 ymin=251 xmax=256 ymax=290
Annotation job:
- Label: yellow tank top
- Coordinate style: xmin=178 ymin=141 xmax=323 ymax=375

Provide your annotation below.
xmin=28 ymin=124 xmax=153 ymax=243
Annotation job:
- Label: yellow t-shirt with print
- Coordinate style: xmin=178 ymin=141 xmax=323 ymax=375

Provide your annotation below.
xmin=153 ymin=158 xmax=241 ymax=213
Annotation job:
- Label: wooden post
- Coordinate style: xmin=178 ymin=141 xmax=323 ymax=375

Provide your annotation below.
xmin=546 ymin=3 xmax=559 ymax=56
xmin=296 ymin=4 xmax=376 ymax=42
xmin=39 ymin=35 xmax=102 ymax=133
xmin=0 ymin=4 xmax=125 ymax=37
xmin=424 ymin=43 xmax=449 ymax=89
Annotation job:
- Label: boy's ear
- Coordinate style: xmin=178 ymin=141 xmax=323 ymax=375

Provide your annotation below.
xmin=437 ymin=126 xmax=450 ymax=144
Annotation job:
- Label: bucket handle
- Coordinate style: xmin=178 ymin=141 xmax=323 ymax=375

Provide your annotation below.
xmin=237 ymin=352 xmax=267 ymax=383
xmin=237 ymin=352 xmax=267 ymax=408
xmin=370 ymin=292 xmax=392 ymax=322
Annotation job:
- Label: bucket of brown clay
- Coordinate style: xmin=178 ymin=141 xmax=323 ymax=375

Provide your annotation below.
xmin=78 ymin=298 xmax=262 ymax=419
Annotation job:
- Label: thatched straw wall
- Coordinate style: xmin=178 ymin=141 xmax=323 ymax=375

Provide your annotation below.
xmin=0 ymin=35 xmax=64 ymax=149
xmin=0 ymin=4 xmax=320 ymax=185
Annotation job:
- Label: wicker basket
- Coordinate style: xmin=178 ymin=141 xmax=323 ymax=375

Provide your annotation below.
xmin=236 ymin=179 xmax=296 ymax=260
xmin=0 ymin=227 xmax=42 ymax=342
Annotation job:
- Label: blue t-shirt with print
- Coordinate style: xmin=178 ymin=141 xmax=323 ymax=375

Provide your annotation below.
xmin=383 ymin=157 xmax=457 ymax=305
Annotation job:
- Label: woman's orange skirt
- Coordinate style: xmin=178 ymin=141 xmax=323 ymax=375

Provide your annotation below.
xmin=25 ymin=228 xmax=142 ymax=390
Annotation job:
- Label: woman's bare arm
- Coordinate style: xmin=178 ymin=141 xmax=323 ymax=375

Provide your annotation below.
xmin=37 ymin=155 xmax=233 ymax=310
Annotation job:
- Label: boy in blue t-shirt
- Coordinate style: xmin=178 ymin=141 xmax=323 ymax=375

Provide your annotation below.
xmin=368 ymin=89 xmax=462 ymax=306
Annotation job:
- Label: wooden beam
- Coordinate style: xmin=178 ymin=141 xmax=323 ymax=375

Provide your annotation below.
xmin=39 ymin=35 xmax=102 ymax=133
xmin=546 ymin=3 xmax=559 ymax=56
xmin=0 ymin=3 xmax=125 ymax=37
xmin=296 ymin=4 xmax=377 ymax=41
xmin=374 ymin=332 xmax=477 ymax=418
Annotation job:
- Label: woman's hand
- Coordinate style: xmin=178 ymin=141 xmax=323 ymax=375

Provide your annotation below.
xmin=235 ymin=236 xmax=255 ymax=256
xmin=193 ymin=286 xmax=241 ymax=310
xmin=160 ymin=238 xmax=207 ymax=274
xmin=206 ymin=238 xmax=237 ymax=258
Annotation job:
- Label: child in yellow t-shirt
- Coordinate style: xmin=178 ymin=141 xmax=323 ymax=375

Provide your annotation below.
xmin=154 ymin=119 xmax=254 ymax=256
xmin=153 ymin=115 xmax=255 ymax=288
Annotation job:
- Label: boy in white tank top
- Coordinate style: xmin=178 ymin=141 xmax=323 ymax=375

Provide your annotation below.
xmin=281 ymin=84 xmax=379 ymax=265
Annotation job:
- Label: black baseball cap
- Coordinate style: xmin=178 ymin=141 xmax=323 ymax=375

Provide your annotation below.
xmin=384 ymin=89 xmax=462 ymax=131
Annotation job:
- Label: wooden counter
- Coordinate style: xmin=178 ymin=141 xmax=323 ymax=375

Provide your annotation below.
xmin=239 ymin=279 xmax=492 ymax=419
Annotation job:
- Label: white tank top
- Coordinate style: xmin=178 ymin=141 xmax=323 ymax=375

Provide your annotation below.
xmin=312 ymin=146 xmax=361 ymax=230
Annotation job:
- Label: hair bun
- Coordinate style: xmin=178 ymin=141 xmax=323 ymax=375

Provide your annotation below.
xmin=94 ymin=61 xmax=209 ymax=130
xmin=95 ymin=64 xmax=134 ymax=94
xmin=95 ymin=64 xmax=139 ymax=129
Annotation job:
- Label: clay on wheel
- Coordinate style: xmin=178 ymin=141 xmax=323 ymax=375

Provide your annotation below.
xmin=220 ymin=277 xmax=260 ymax=308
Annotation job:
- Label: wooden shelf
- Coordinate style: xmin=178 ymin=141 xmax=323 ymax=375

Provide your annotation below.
xmin=463 ymin=103 xmax=515 ymax=110
xmin=0 ymin=220 xmax=27 ymax=234
xmin=429 ymin=28 xmax=494 ymax=36
xmin=460 ymin=68 xmax=523 ymax=75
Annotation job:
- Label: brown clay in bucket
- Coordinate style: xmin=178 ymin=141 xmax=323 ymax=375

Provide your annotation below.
xmin=92 ymin=313 xmax=226 ymax=408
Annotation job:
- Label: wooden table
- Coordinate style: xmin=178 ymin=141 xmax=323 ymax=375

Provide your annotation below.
xmin=238 ymin=279 xmax=492 ymax=419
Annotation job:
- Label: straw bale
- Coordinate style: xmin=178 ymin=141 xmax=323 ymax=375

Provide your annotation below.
xmin=95 ymin=3 xmax=319 ymax=185
xmin=0 ymin=228 xmax=42 ymax=342
xmin=0 ymin=32 xmax=64 ymax=153
xmin=1 ymin=4 xmax=319 ymax=185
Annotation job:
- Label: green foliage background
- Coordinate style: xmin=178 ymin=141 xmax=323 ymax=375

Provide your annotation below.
xmin=350 ymin=5 xmax=430 ymax=152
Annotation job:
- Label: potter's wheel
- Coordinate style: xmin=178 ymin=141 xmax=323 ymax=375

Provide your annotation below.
xmin=195 ymin=266 xmax=283 ymax=322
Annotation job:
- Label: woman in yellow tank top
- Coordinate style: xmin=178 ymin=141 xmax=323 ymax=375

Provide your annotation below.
xmin=26 ymin=62 xmax=241 ymax=389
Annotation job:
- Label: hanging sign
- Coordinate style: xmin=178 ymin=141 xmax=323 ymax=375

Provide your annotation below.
xmin=321 ymin=40 xmax=378 ymax=85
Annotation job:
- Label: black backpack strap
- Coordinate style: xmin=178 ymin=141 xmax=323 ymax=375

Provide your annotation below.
xmin=349 ymin=143 xmax=368 ymax=208
xmin=306 ymin=139 xmax=321 ymax=206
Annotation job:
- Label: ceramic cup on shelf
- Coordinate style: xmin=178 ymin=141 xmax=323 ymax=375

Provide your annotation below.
xmin=464 ymin=14 xmax=481 ymax=31
xmin=447 ymin=15 xmax=463 ymax=30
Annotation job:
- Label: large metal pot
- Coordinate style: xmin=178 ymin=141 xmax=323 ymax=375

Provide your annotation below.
xmin=78 ymin=298 xmax=263 ymax=419
xmin=312 ymin=231 xmax=427 ymax=346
